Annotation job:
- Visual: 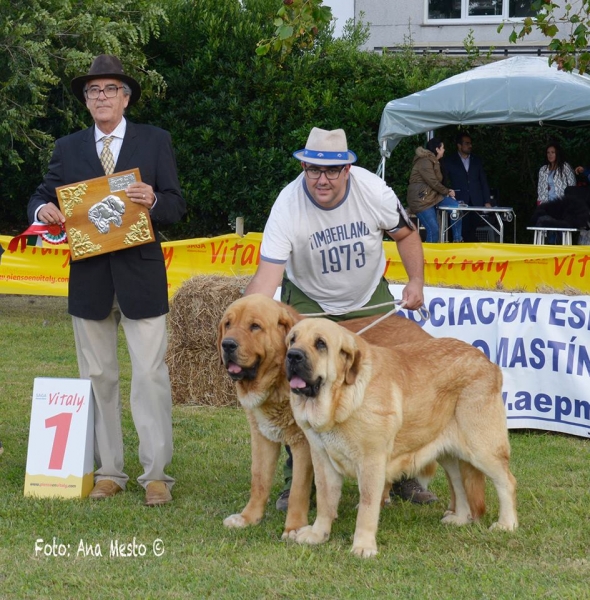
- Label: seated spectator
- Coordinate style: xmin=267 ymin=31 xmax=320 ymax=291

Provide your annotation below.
xmin=575 ymin=164 xmax=590 ymax=182
xmin=538 ymin=142 xmax=576 ymax=205
xmin=530 ymin=185 xmax=590 ymax=245
xmin=407 ymin=138 xmax=462 ymax=242
xmin=536 ymin=142 xmax=576 ymax=243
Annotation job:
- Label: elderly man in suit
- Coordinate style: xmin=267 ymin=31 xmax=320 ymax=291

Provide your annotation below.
xmin=442 ymin=132 xmax=492 ymax=243
xmin=28 ymin=55 xmax=186 ymax=506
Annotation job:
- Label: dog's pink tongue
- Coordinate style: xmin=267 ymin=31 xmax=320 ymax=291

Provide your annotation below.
xmin=228 ymin=363 xmax=242 ymax=374
xmin=289 ymin=376 xmax=307 ymax=389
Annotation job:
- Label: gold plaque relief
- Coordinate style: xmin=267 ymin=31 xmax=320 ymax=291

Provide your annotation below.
xmin=69 ymin=227 xmax=102 ymax=258
xmin=59 ymin=183 xmax=89 ymax=217
xmin=124 ymin=213 xmax=153 ymax=245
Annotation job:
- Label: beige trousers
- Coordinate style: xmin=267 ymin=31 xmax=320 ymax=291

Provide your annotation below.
xmin=72 ymin=296 xmax=174 ymax=490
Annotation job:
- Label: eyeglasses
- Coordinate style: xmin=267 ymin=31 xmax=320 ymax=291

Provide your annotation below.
xmin=85 ymin=85 xmax=124 ymax=99
xmin=304 ymin=166 xmax=346 ymax=180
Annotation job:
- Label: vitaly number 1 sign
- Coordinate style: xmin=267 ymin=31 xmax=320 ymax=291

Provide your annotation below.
xmin=24 ymin=378 xmax=94 ymax=498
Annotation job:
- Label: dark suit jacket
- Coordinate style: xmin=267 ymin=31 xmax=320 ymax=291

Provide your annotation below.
xmin=28 ymin=121 xmax=186 ymax=320
xmin=442 ymin=152 xmax=491 ymax=207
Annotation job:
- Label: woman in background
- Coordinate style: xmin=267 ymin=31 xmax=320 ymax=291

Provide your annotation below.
xmin=537 ymin=142 xmax=576 ymax=205
xmin=407 ymin=138 xmax=462 ymax=242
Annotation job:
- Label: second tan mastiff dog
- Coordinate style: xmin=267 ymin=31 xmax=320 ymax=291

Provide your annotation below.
xmin=285 ymin=318 xmax=518 ymax=557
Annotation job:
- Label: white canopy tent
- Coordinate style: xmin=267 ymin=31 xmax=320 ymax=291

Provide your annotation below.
xmin=377 ymin=56 xmax=590 ymax=174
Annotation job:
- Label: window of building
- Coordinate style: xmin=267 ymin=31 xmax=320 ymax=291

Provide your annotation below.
xmin=428 ymin=0 xmax=535 ymax=20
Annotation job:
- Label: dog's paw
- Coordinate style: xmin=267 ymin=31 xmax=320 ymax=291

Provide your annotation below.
xmin=223 ymin=513 xmax=250 ymax=528
xmin=295 ymin=525 xmax=329 ymax=546
xmin=351 ymin=544 xmax=378 ymax=558
xmin=489 ymin=520 xmax=517 ymax=532
xmin=441 ymin=512 xmax=472 ymax=526
xmin=281 ymin=528 xmax=302 ymax=541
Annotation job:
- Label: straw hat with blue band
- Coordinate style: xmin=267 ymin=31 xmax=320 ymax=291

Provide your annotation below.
xmin=293 ymin=128 xmax=358 ymax=166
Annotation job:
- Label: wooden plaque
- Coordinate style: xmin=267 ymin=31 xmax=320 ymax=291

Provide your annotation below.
xmin=56 ymin=168 xmax=155 ymax=261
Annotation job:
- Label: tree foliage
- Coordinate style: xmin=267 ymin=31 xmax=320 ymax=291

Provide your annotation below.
xmin=500 ymin=0 xmax=590 ymax=72
xmin=0 ymin=0 xmax=168 ymax=230
xmin=255 ymin=0 xmax=332 ymax=60
xmin=0 ymin=0 xmax=167 ymax=167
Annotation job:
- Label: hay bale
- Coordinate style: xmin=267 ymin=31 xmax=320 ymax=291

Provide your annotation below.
xmin=166 ymin=274 xmax=252 ymax=406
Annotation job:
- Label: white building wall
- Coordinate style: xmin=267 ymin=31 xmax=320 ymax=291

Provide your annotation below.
xmin=355 ymin=0 xmax=570 ymax=51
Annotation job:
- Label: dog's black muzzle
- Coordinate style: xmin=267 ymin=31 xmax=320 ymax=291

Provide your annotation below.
xmin=221 ymin=337 xmax=259 ymax=381
xmin=286 ymin=348 xmax=322 ymax=397
xmin=221 ymin=337 xmax=239 ymax=365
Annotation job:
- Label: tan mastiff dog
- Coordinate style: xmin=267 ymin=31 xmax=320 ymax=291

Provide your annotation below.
xmin=285 ymin=318 xmax=518 ymax=557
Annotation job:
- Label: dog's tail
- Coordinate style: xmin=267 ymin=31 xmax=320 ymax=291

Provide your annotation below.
xmin=444 ymin=460 xmax=486 ymax=519
xmin=461 ymin=460 xmax=486 ymax=520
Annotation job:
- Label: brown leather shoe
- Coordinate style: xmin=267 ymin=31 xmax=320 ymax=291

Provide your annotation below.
xmin=275 ymin=488 xmax=290 ymax=512
xmin=145 ymin=481 xmax=172 ymax=506
xmin=89 ymin=479 xmax=123 ymax=499
xmin=390 ymin=478 xmax=438 ymax=504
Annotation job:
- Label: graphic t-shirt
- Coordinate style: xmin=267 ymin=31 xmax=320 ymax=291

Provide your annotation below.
xmin=260 ymin=166 xmax=406 ymax=314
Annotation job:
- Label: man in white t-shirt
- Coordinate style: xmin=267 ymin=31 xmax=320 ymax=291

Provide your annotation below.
xmin=244 ymin=127 xmax=436 ymax=507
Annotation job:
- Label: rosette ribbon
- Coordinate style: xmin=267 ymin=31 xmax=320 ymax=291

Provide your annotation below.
xmin=7 ymin=223 xmax=67 ymax=252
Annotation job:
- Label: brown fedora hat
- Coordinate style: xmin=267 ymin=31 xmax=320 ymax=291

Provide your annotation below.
xmin=71 ymin=54 xmax=141 ymax=105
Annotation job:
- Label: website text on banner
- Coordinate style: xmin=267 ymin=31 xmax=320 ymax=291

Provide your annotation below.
xmin=1 ymin=233 xmax=590 ymax=297
xmin=0 ymin=233 xmax=262 ymax=297
xmin=390 ymin=285 xmax=590 ymax=439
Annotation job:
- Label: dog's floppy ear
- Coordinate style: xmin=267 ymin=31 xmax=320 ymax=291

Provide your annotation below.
xmin=277 ymin=303 xmax=298 ymax=336
xmin=341 ymin=332 xmax=362 ymax=385
xmin=216 ymin=314 xmax=227 ymax=365
xmin=284 ymin=302 xmax=303 ymax=324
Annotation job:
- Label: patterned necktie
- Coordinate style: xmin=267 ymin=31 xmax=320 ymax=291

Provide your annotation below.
xmin=100 ymin=136 xmax=115 ymax=175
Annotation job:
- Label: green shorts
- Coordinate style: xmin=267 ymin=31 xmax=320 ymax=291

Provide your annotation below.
xmin=280 ymin=277 xmax=395 ymax=322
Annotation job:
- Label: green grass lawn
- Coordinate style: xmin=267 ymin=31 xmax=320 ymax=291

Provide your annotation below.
xmin=1 ymin=296 xmax=588 ymax=599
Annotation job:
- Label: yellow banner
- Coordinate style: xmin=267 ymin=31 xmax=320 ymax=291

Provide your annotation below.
xmin=386 ymin=241 xmax=590 ymax=292
xmin=1 ymin=234 xmax=589 ymax=296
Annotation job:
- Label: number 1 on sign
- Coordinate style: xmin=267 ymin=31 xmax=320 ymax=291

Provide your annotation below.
xmin=45 ymin=412 xmax=73 ymax=470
